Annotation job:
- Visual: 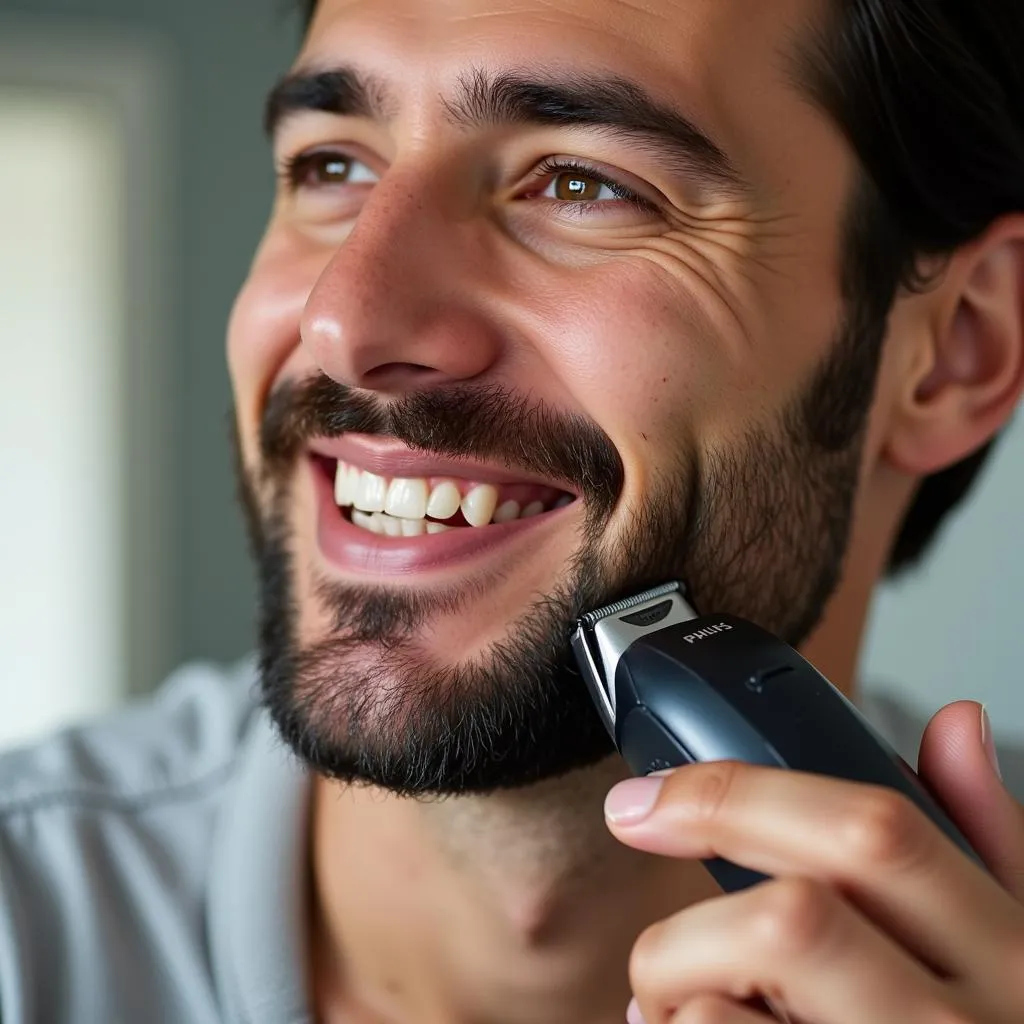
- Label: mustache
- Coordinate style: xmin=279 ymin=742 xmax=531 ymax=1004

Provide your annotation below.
xmin=259 ymin=373 xmax=625 ymax=518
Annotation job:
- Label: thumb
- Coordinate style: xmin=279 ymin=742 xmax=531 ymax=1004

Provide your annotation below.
xmin=917 ymin=700 xmax=1024 ymax=898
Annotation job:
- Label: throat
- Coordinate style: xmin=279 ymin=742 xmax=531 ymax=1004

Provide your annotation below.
xmin=308 ymin=762 xmax=704 ymax=1024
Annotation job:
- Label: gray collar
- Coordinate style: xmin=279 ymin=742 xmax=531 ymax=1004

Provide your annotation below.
xmin=207 ymin=709 xmax=313 ymax=1024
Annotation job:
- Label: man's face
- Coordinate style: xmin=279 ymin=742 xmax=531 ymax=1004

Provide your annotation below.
xmin=229 ymin=0 xmax=878 ymax=793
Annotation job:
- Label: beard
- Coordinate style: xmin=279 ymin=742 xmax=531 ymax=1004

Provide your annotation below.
xmin=236 ymin=302 xmax=882 ymax=797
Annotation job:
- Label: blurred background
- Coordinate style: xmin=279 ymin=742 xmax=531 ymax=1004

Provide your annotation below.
xmin=0 ymin=1 xmax=1022 ymax=750
xmin=0 ymin=0 xmax=298 ymax=744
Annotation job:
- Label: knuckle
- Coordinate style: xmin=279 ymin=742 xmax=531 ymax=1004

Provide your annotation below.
xmin=1002 ymin=940 xmax=1024 ymax=989
xmin=751 ymin=877 xmax=840 ymax=958
xmin=840 ymin=789 xmax=930 ymax=871
xmin=922 ymin=1004 xmax=979 ymax=1024
xmin=682 ymin=760 xmax=741 ymax=825
xmin=673 ymin=994 xmax=738 ymax=1024
xmin=629 ymin=920 xmax=668 ymax=995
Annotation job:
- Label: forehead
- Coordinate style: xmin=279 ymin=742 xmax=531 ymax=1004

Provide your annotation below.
xmin=301 ymin=0 xmax=826 ymax=126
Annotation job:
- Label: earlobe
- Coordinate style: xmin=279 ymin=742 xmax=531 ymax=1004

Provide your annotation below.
xmin=885 ymin=218 xmax=1024 ymax=478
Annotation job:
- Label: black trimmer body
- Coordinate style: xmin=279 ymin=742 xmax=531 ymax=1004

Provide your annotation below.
xmin=571 ymin=582 xmax=984 ymax=892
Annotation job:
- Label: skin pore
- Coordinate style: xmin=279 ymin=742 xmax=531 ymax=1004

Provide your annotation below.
xmin=226 ymin=0 xmax=1022 ymax=1020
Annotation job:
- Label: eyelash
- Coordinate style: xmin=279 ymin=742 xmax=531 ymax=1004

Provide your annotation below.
xmin=278 ymin=150 xmax=360 ymax=192
xmin=277 ymin=150 xmax=657 ymax=216
xmin=532 ymin=157 xmax=656 ymax=214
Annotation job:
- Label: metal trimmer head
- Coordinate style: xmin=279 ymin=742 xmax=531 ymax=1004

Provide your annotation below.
xmin=571 ymin=581 xmax=699 ymax=738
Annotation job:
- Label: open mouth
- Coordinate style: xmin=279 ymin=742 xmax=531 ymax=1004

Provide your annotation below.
xmin=312 ymin=455 xmax=577 ymax=538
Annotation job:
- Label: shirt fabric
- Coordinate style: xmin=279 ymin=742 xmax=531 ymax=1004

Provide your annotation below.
xmin=0 ymin=660 xmax=1019 ymax=1024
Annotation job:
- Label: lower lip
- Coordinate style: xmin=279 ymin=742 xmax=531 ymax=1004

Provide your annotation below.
xmin=309 ymin=459 xmax=572 ymax=576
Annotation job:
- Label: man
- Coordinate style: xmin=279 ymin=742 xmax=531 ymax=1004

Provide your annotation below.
xmin=3 ymin=0 xmax=1024 ymax=1020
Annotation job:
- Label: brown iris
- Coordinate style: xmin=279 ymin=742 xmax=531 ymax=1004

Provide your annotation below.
xmin=552 ymin=171 xmax=604 ymax=201
xmin=313 ymin=155 xmax=353 ymax=183
xmin=287 ymin=152 xmax=354 ymax=188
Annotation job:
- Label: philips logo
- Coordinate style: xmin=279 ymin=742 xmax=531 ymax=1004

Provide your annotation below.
xmin=682 ymin=623 xmax=733 ymax=644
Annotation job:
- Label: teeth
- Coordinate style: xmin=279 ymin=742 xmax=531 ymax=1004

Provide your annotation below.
xmin=352 ymin=509 xmax=385 ymax=534
xmin=426 ymin=481 xmax=461 ymax=521
xmin=461 ymin=484 xmax=499 ymax=528
xmin=377 ymin=513 xmax=402 ymax=537
xmin=400 ymin=518 xmax=426 ymax=537
xmin=354 ymin=471 xmax=387 ymax=513
xmin=337 ymin=461 xmax=567 ymax=531
xmin=493 ymin=500 xmax=521 ymax=524
xmin=350 ymin=510 xmax=427 ymax=537
xmin=346 ymin=465 xmax=361 ymax=502
xmin=385 ymin=478 xmax=428 ymax=520
xmin=334 ymin=462 xmax=353 ymax=507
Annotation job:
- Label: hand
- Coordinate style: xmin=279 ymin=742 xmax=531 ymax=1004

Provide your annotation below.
xmin=605 ymin=700 xmax=1024 ymax=1024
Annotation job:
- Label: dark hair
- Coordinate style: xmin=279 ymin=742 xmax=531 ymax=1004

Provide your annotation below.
xmin=797 ymin=1 xmax=1024 ymax=573
xmin=295 ymin=0 xmax=1024 ymax=575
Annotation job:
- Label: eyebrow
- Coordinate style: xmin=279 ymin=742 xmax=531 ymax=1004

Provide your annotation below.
xmin=264 ymin=64 xmax=751 ymax=198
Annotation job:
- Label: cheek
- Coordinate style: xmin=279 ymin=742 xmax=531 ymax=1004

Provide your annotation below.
xmin=538 ymin=264 xmax=731 ymax=488
xmin=227 ymin=233 xmax=327 ymax=460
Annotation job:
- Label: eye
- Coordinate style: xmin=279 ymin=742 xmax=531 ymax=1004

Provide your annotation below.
xmin=546 ymin=170 xmax=617 ymax=203
xmin=531 ymin=158 xmax=655 ymax=214
xmin=280 ymin=149 xmax=379 ymax=192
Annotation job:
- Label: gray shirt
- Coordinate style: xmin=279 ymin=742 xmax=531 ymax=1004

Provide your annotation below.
xmin=0 ymin=661 xmax=1019 ymax=1023
xmin=0 ymin=662 xmax=309 ymax=1024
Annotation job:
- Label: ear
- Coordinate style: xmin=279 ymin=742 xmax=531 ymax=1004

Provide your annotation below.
xmin=885 ymin=215 xmax=1024 ymax=477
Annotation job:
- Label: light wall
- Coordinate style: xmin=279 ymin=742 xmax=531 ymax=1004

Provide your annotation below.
xmin=0 ymin=1 xmax=299 ymax=703
xmin=0 ymin=94 xmax=124 ymax=745
xmin=863 ymin=414 xmax=1024 ymax=737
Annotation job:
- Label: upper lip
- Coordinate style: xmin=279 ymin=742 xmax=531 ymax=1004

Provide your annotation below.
xmin=307 ymin=434 xmax=578 ymax=495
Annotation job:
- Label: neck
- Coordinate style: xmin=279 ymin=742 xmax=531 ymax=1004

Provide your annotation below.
xmin=800 ymin=465 xmax=908 ymax=699
xmin=310 ymin=757 xmax=719 ymax=1024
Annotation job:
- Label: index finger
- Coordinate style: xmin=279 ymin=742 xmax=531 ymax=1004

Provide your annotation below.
xmin=607 ymin=761 xmax=1024 ymax=981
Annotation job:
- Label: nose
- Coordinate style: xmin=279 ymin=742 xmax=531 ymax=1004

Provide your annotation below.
xmin=299 ymin=171 xmax=503 ymax=394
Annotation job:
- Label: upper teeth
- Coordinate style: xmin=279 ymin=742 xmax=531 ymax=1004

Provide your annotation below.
xmin=333 ymin=460 xmax=568 ymax=529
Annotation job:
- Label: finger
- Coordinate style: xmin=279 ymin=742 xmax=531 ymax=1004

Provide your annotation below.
xmin=670 ymin=994 xmax=777 ymax=1024
xmin=918 ymin=700 xmax=1024 ymax=898
xmin=630 ymin=993 xmax=780 ymax=1024
xmin=630 ymin=876 xmax=952 ymax=1024
xmin=606 ymin=761 xmax=1024 ymax=979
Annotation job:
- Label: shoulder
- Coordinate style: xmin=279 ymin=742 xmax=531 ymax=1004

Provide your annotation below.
xmin=0 ymin=659 xmax=261 ymax=1024
xmin=0 ymin=658 xmax=259 ymax=817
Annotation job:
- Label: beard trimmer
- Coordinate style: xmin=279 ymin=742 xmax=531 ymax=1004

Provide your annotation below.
xmin=571 ymin=581 xmax=985 ymax=893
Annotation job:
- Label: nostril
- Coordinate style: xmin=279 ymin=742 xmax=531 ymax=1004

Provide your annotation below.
xmin=361 ymin=362 xmax=443 ymax=388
